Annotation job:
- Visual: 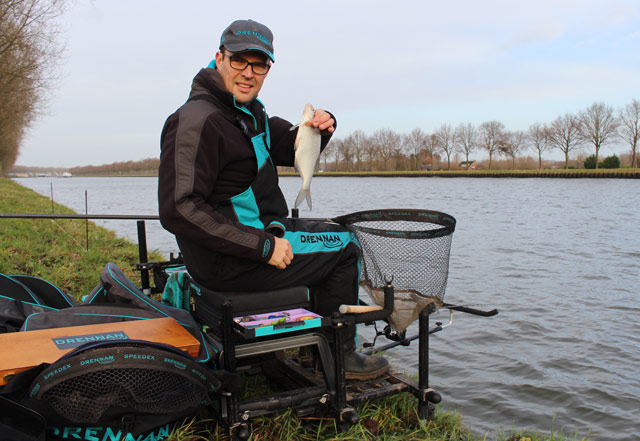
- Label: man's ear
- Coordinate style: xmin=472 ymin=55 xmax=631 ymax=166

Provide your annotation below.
xmin=215 ymin=51 xmax=223 ymax=67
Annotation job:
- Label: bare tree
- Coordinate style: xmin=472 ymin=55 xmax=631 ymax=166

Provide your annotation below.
xmin=548 ymin=113 xmax=582 ymax=169
xmin=338 ymin=137 xmax=354 ymax=171
xmin=455 ymin=123 xmax=477 ymax=168
xmin=393 ymin=134 xmax=407 ymax=170
xmin=423 ymin=133 xmax=438 ymax=170
xmin=320 ymin=138 xmax=335 ymax=171
xmin=479 ymin=121 xmax=505 ymax=169
xmin=578 ymin=102 xmax=619 ymax=169
xmin=404 ymin=128 xmax=427 ymax=170
xmin=619 ymin=99 xmax=640 ymax=168
xmin=371 ymin=128 xmax=400 ymax=171
xmin=528 ymin=122 xmax=551 ymax=169
xmin=434 ymin=124 xmax=456 ymax=170
xmin=364 ymin=142 xmax=378 ymax=171
xmin=500 ymin=130 xmax=526 ymax=170
xmin=350 ymin=130 xmax=367 ymax=171
xmin=0 ymin=0 xmax=68 ymax=174
xmin=325 ymin=138 xmax=343 ymax=171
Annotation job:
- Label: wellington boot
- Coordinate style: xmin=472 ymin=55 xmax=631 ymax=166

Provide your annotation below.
xmin=343 ymin=350 xmax=389 ymax=380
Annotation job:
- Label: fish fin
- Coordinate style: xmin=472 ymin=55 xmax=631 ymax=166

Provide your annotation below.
xmin=294 ymin=188 xmax=311 ymax=210
xmin=306 ymin=190 xmax=312 ymax=210
xmin=289 ymin=123 xmax=300 ymax=132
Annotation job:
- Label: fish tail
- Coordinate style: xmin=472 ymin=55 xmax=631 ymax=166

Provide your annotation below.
xmin=294 ymin=188 xmax=312 ymax=210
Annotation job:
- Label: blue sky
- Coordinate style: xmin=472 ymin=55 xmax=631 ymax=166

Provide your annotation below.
xmin=16 ymin=0 xmax=640 ymax=167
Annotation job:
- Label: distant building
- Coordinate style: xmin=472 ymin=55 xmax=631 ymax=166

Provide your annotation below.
xmin=459 ymin=160 xmax=477 ymax=169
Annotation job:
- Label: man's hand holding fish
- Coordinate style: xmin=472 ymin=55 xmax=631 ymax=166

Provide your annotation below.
xmin=307 ymin=109 xmax=335 ymax=133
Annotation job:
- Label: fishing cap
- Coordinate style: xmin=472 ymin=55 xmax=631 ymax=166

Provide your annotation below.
xmin=220 ymin=19 xmax=275 ymax=62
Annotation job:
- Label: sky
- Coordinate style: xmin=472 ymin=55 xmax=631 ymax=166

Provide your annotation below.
xmin=16 ymin=0 xmax=640 ymax=167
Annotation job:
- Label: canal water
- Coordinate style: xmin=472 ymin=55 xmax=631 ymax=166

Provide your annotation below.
xmin=13 ymin=176 xmax=640 ymax=440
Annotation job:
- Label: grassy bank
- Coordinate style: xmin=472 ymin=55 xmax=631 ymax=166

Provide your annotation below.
xmin=0 ymin=177 xmax=591 ymax=441
xmin=174 ymin=392 xmax=592 ymax=441
xmin=0 ymin=177 xmax=162 ymax=296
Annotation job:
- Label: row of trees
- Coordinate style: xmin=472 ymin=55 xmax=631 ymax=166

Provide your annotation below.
xmin=325 ymin=100 xmax=640 ymax=171
xmin=0 ymin=0 xmax=67 ymax=175
xmin=68 ymin=158 xmax=160 ymax=176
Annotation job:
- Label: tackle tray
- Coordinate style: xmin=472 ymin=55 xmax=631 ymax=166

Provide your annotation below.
xmin=232 ymin=308 xmax=330 ymax=338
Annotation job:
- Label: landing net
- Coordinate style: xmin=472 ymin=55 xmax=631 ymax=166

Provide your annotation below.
xmin=335 ymin=209 xmax=456 ymax=331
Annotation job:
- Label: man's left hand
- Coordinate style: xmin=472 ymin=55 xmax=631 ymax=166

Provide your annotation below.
xmin=307 ymin=109 xmax=335 ymax=134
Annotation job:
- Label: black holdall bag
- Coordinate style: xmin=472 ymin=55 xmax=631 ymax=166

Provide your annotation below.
xmin=1 ymin=340 xmax=223 ymax=441
xmin=81 ymin=262 xmax=219 ymax=363
xmin=0 ymin=263 xmax=239 ymax=439
xmin=0 ymin=273 xmax=78 ymax=334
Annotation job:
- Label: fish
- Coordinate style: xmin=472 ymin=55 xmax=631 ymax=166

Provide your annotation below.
xmin=293 ymin=103 xmax=321 ymax=210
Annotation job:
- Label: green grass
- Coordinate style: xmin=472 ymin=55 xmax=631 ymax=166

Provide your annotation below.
xmin=167 ymin=390 xmax=592 ymax=441
xmin=169 ymin=392 xmax=474 ymax=441
xmin=165 ymin=371 xmax=591 ymax=441
xmin=1 ymin=177 xmax=593 ymax=441
xmin=0 ymin=177 xmax=163 ymax=297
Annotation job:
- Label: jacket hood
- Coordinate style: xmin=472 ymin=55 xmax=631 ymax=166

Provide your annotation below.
xmin=189 ymin=68 xmax=234 ymax=106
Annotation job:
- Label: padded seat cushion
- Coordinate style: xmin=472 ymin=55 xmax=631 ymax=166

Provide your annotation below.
xmin=190 ymin=283 xmax=310 ymax=316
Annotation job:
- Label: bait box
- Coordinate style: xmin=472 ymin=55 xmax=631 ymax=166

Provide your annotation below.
xmin=233 ymin=308 xmax=326 ymax=338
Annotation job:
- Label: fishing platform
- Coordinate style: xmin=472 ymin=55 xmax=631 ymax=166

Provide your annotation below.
xmin=0 ymin=208 xmax=498 ymax=440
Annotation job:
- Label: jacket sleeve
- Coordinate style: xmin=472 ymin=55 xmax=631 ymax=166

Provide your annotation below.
xmin=268 ymin=112 xmax=337 ymax=166
xmin=158 ymin=103 xmax=275 ymax=262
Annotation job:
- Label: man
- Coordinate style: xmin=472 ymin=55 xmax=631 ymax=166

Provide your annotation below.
xmin=158 ymin=19 xmax=387 ymax=380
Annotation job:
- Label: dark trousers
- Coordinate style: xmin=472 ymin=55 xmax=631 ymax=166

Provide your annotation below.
xmin=178 ymin=219 xmax=360 ymax=326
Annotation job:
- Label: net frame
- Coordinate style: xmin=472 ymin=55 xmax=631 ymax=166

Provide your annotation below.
xmin=29 ymin=342 xmax=218 ymax=424
xmin=335 ymin=209 xmax=456 ymax=331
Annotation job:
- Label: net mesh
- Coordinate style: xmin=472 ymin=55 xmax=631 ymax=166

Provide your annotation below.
xmin=33 ymin=344 xmax=212 ymax=424
xmin=42 ymin=367 xmax=204 ymax=423
xmin=337 ymin=209 xmax=456 ymax=332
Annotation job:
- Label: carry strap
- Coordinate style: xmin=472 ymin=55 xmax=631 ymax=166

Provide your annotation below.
xmin=187 ymin=93 xmax=250 ymax=136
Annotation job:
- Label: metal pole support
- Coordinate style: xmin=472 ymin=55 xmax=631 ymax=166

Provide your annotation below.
xmin=332 ymin=313 xmax=358 ymax=425
xmin=417 ymin=302 xmax=440 ymax=419
xmin=136 ymin=220 xmax=150 ymax=293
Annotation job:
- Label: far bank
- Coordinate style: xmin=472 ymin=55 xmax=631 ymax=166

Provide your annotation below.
xmin=26 ymin=168 xmax=640 ymax=179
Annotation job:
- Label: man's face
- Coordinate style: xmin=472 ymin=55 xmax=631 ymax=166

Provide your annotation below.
xmin=215 ymin=50 xmax=269 ymax=104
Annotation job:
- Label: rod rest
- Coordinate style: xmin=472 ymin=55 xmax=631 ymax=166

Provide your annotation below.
xmin=442 ymin=303 xmax=499 ymax=317
xmin=353 ymin=284 xmax=394 ymax=324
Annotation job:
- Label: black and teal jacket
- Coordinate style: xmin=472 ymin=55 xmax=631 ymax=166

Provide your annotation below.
xmin=158 ymin=67 xmax=334 ymax=263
